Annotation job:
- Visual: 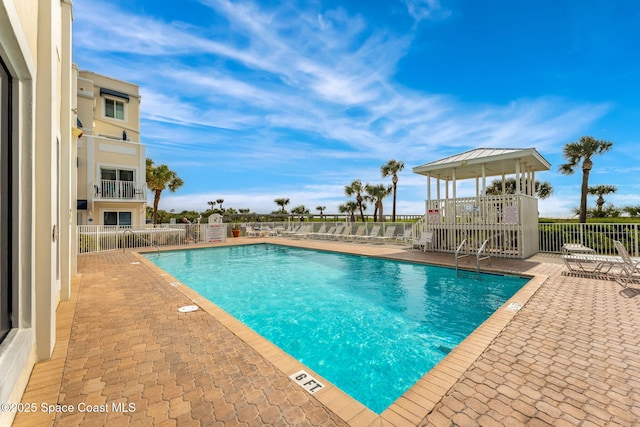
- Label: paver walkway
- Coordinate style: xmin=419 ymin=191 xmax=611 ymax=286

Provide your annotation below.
xmin=13 ymin=239 xmax=640 ymax=426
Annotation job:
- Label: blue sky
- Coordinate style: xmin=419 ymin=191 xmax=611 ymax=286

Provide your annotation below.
xmin=73 ymin=0 xmax=640 ymax=218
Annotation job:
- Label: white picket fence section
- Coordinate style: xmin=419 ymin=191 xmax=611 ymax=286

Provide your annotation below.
xmin=78 ymin=224 xmax=202 ymax=253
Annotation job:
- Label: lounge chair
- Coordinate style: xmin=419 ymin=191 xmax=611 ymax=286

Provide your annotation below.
xmin=396 ymin=229 xmax=412 ymax=245
xmin=308 ymin=224 xmax=327 ymax=239
xmin=327 ymin=225 xmax=346 ymax=240
xmin=613 ymin=240 xmax=640 ymax=286
xmin=562 ymin=253 xmax=624 ymax=277
xmin=311 ymin=225 xmax=336 ymax=239
xmin=344 ymin=225 xmax=367 ymax=242
xmin=412 ymin=232 xmax=433 ymax=251
xmin=291 ymin=225 xmax=312 ymax=239
xmin=373 ymin=226 xmax=397 ymax=244
xmin=356 ymin=225 xmax=381 ymax=243
xmin=281 ymin=224 xmax=301 ymax=237
xmin=245 ymin=225 xmax=261 ymax=237
xmin=259 ymin=226 xmax=278 ymax=237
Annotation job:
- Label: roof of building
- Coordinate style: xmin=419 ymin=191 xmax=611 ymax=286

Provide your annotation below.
xmin=412 ymin=148 xmax=551 ymax=180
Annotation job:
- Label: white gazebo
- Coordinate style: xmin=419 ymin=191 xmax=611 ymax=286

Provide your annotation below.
xmin=412 ymin=148 xmax=551 ymax=259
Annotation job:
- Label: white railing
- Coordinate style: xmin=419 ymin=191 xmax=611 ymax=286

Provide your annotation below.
xmin=92 ymin=180 xmax=146 ymax=201
xmin=78 ymin=224 xmax=205 ymax=253
xmin=538 ymin=222 xmax=640 ymax=257
xmin=77 ymin=221 xmax=640 ymax=257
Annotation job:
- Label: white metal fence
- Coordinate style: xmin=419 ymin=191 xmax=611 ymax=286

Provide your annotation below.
xmin=538 ymin=222 xmax=640 ymax=257
xmin=77 ymin=224 xmax=204 ymax=253
xmin=77 ymin=221 xmax=640 ymax=257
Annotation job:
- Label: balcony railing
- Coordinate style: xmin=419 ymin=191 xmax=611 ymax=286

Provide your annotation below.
xmin=93 ymin=180 xmax=146 ymax=201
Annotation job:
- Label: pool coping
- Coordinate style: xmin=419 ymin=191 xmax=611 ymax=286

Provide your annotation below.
xmin=134 ymin=239 xmax=547 ymax=426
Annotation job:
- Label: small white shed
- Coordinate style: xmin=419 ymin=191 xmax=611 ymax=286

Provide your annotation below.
xmin=413 ymin=148 xmax=551 ymax=259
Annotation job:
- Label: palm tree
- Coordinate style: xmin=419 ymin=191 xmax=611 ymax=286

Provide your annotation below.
xmin=588 ymin=184 xmax=617 ymax=213
xmin=146 ymin=158 xmax=184 ymax=225
xmin=381 ymin=160 xmax=404 ymax=222
xmin=484 ymin=178 xmax=554 ymax=199
xmin=338 ymin=201 xmax=358 ymax=222
xmin=345 ymin=180 xmax=366 ymax=222
xmin=274 ymin=198 xmax=290 ymax=213
xmin=559 ymin=136 xmax=613 ymax=223
xmin=291 ymin=205 xmax=310 ymax=215
xmin=316 ymin=206 xmax=326 ymax=219
xmin=207 ymin=201 xmax=216 ymax=211
xmin=216 ymin=199 xmax=224 ymax=211
xmin=365 ymin=183 xmax=393 ymax=222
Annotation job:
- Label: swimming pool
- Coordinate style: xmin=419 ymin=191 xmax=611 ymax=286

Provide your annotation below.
xmin=146 ymin=244 xmax=529 ymax=413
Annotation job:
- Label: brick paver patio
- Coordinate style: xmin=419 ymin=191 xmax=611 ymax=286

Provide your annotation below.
xmin=13 ymin=238 xmax=640 ymax=426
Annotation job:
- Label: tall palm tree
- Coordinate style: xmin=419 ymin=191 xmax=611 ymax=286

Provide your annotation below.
xmin=315 ymin=206 xmax=326 ymax=219
xmin=146 ymin=158 xmax=184 ymax=225
xmin=559 ymin=136 xmax=613 ymax=223
xmin=274 ymin=198 xmax=290 ymax=213
xmin=588 ymin=184 xmax=617 ymax=213
xmin=365 ymin=183 xmax=393 ymax=222
xmin=207 ymin=201 xmax=216 ymax=211
xmin=345 ymin=180 xmax=366 ymax=222
xmin=338 ymin=201 xmax=358 ymax=223
xmin=484 ymin=178 xmax=554 ymax=199
xmin=216 ymin=199 xmax=224 ymax=211
xmin=381 ymin=160 xmax=404 ymax=222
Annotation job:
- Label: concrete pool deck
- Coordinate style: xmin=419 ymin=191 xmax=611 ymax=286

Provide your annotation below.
xmin=13 ymin=238 xmax=640 ymax=426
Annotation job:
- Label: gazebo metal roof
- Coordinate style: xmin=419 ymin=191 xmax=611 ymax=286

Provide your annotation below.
xmin=413 ymin=148 xmax=551 ymax=181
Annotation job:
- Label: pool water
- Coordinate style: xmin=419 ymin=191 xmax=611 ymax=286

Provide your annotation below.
xmin=146 ymin=244 xmax=528 ymax=413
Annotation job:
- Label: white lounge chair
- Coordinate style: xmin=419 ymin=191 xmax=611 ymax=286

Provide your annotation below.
xmin=412 ymin=232 xmax=433 ymax=251
xmin=344 ymin=225 xmax=367 ymax=241
xmin=327 ymin=225 xmax=346 ymax=240
xmin=373 ymin=226 xmax=397 ymax=244
xmin=315 ymin=226 xmax=336 ymax=239
xmin=281 ymin=224 xmax=301 ymax=237
xmin=245 ymin=225 xmax=260 ymax=237
xmin=291 ymin=225 xmax=312 ymax=239
xmin=562 ymin=253 xmax=624 ymax=277
xmin=356 ymin=225 xmax=381 ymax=243
xmin=259 ymin=226 xmax=278 ymax=237
xmin=396 ymin=229 xmax=412 ymax=245
xmin=308 ymin=224 xmax=327 ymax=239
xmin=613 ymin=240 xmax=640 ymax=285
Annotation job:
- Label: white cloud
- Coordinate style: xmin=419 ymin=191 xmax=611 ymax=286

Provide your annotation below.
xmin=75 ymin=0 xmax=613 ymax=217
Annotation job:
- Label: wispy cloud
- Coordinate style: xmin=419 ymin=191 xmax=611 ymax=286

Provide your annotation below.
xmin=73 ymin=0 xmax=613 ymax=214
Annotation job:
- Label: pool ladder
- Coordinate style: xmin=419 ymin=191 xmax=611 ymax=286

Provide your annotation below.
xmin=455 ymin=239 xmax=490 ymax=275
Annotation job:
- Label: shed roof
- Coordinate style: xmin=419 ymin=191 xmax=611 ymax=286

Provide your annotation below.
xmin=412 ymin=148 xmax=551 ymax=180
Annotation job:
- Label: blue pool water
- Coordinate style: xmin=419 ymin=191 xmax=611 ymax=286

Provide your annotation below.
xmin=146 ymin=244 xmax=528 ymax=413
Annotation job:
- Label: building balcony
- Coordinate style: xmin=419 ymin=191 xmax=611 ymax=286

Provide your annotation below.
xmin=92 ymin=180 xmax=146 ymax=201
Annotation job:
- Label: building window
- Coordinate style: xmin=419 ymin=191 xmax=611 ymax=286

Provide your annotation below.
xmin=103 ymin=211 xmax=132 ymax=226
xmin=0 ymin=57 xmax=12 ymax=343
xmin=104 ymin=98 xmax=124 ymax=120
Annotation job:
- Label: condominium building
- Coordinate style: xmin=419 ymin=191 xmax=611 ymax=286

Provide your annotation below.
xmin=76 ymin=71 xmax=147 ymax=226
